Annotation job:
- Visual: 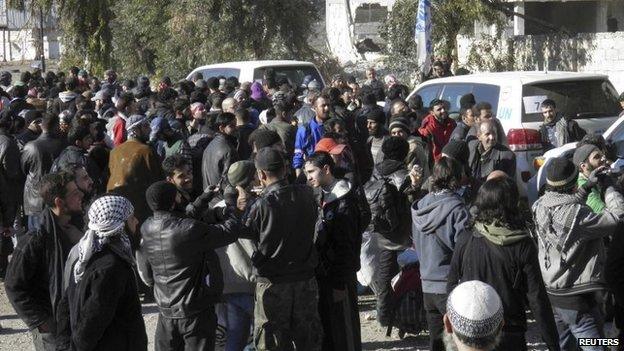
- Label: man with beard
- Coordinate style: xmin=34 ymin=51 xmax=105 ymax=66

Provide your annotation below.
xmin=107 ymin=115 xmax=163 ymax=228
xmin=366 ymin=110 xmax=388 ymax=167
xmin=161 ymin=154 xmax=216 ymax=217
xmin=467 ymin=120 xmax=516 ymax=185
xmin=539 ymin=99 xmax=586 ymax=151
xmin=201 ymin=112 xmax=239 ymax=188
xmin=573 ymin=144 xmax=608 ymax=213
xmin=5 ymin=172 xmax=84 ymax=350
xmin=150 ymin=117 xmax=192 ymax=165
xmin=419 ymin=99 xmax=456 ymax=162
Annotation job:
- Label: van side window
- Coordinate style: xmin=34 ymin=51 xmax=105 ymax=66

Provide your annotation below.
xmin=415 ymin=85 xmax=442 ymax=108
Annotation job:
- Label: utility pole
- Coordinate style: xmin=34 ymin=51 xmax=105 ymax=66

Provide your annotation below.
xmin=39 ymin=5 xmax=45 ymax=71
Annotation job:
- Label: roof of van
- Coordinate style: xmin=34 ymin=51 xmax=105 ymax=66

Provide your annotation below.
xmin=190 ymin=60 xmax=317 ymax=72
xmin=420 ymin=71 xmax=610 ymax=86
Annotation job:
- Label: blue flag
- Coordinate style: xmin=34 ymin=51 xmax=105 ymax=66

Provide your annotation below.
xmin=415 ymin=0 xmax=432 ymax=75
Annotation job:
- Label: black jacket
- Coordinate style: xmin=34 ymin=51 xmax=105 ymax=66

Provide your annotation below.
xmin=364 ymin=159 xmax=414 ymax=250
xmin=66 ymin=246 xmax=147 ymax=351
xmin=244 ymin=180 xmax=318 ymax=283
xmin=315 ymin=180 xmax=363 ymax=289
xmin=468 ymin=140 xmax=516 ymax=184
xmin=201 ymin=133 xmax=238 ymax=188
xmin=4 ymin=209 xmax=73 ymax=331
xmin=138 ymin=211 xmax=243 ymax=318
xmin=450 ymin=121 xmax=472 ymax=142
xmin=0 ymin=131 xmax=22 ymax=228
xmin=21 ymin=132 xmax=65 ymax=215
xmin=448 ymin=229 xmax=560 ymax=350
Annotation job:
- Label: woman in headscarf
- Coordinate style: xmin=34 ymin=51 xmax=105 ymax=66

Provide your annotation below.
xmin=65 ymin=195 xmax=147 ymax=351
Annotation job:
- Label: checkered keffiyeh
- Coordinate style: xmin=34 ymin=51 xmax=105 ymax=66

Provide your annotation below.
xmin=74 ymin=195 xmax=135 ymax=283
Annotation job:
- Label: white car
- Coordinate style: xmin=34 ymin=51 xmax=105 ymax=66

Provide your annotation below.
xmin=527 ymin=113 xmax=624 ymax=205
xmin=407 ymin=71 xmax=623 ymax=195
xmin=186 ymin=60 xmax=326 ymax=89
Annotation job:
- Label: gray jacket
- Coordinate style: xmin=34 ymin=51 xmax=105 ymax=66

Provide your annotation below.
xmin=532 ymin=187 xmax=624 ymax=296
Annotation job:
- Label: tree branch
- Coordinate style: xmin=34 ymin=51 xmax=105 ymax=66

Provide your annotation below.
xmin=479 ymin=0 xmax=572 ymax=36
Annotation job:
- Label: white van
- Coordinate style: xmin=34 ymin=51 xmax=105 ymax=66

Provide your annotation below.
xmin=408 ymin=71 xmax=623 ymax=195
xmin=186 ymin=60 xmax=326 ymax=90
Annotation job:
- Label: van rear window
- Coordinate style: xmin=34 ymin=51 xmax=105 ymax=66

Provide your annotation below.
xmin=522 ymin=80 xmax=622 ymax=122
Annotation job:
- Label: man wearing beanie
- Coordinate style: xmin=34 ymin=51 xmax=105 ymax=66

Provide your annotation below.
xmin=573 ymin=143 xmax=607 ymax=213
xmin=363 ymin=136 xmax=416 ymax=329
xmin=418 ymin=99 xmax=456 ymax=162
xmin=443 ymin=281 xmax=504 ymax=351
xmin=138 ymin=181 xmax=249 ymax=350
xmin=366 ymin=109 xmax=388 ymax=166
xmin=241 ymin=147 xmax=322 ymax=350
xmin=389 ymin=116 xmax=431 ymax=179
xmin=532 ymin=157 xmax=624 ymax=350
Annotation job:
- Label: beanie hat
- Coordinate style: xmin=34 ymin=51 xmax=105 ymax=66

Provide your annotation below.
xmin=447 ymin=281 xmax=503 ymax=340
xmin=315 ymin=138 xmax=346 ymax=155
xmin=442 ymin=140 xmax=469 ymax=166
xmin=382 ymin=136 xmax=409 ymax=161
xmin=228 ymin=161 xmax=256 ymax=187
xmin=573 ymin=144 xmax=599 ymax=167
xmin=460 ymin=93 xmax=476 ymax=109
xmin=255 ymin=147 xmax=285 ymax=172
xmin=388 ymin=117 xmax=411 ymax=134
xmin=366 ymin=110 xmax=385 ymax=124
xmin=146 ymin=181 xmax=178 ymax=211
xmin=546 ymin=157 xmax=578 ymax=188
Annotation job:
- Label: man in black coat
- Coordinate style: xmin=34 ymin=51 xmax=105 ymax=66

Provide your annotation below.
xmin=21 ymin=113 xmax=65 ymax=231
xmin=5 ymin=172 xmax=84 ymax=351
xmin=305 ymin=152 xmax=364 ymax=351
xmin=242 ymin=147 xmax=322 ymax=350
xmin=138 ymin=181 xmax=248 ymax=350
xmin=0 ymin=114 xmax=21 ymax=280
xmin=468 ymin=119 xmax=516 ymax=185
xmin=201 ymin=112 xmax=239 ymax=188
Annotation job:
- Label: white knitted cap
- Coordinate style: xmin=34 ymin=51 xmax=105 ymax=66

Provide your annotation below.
xmin=447 ymin=280 xmax=503 ymax=339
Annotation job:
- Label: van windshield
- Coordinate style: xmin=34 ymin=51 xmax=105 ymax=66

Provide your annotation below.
xmin=522 ymin=79 xmax=622 ymax=122
xmin=253 ymin=65 xmax=324 ymax=90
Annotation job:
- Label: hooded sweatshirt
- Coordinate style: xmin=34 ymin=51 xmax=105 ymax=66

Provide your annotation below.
xmin=412 ymin=190 xmax=469 ymax=294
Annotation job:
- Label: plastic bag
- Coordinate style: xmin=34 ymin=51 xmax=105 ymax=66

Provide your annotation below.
xmin=357 ymin=231 xmax=381 ymax=287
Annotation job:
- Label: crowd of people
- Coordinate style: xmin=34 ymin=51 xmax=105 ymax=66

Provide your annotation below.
xmin=0 ymin=63 xmax=623 ymax=351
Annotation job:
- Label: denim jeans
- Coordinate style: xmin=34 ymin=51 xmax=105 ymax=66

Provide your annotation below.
xmin=553 ymin=305 xmax=605 ymax=351
xmin=225 ymin=293 xmax=254 ymax=351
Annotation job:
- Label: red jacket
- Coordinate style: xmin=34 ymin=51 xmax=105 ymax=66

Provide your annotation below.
xmin=112 ymin=116 xmax=127 ymax=147
xmin=418 ymin=114 xmax=456 ymax=162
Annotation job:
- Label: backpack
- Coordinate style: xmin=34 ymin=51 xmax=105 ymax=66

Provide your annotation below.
xmin=364 ymin=171 xmax=412 ymax=246
xmin=386 ymin=263 xmax=426 ymax=338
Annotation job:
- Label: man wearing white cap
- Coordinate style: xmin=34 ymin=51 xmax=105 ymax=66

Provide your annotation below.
xmin=443 ymin=281 xmax=504 ymax=351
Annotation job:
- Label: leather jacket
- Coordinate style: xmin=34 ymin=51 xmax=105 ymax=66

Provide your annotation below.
xmin=0 ymin=131 xmax=22 ymax=227
xmin=20 ymin=133 xmax=65 ymax=215
xmin=201 ymin=133 xmax=238 ymax=189
xmin=138 ymin=211 xmax=243 ymax=318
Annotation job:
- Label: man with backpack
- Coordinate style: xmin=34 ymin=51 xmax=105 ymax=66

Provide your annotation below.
xmin=412 ymin=157 xmax=469 ymax=351
xmin=364 ymin=137 xmax=415 ymax=329
xmin=305 ymin=151 xmax=367 ymax=351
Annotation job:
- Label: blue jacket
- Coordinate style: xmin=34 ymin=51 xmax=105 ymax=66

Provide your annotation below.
xmin=292 ymin=117 xmax=324 ymax=169
xmin=412 ymin=190 xmax=469 ymax=294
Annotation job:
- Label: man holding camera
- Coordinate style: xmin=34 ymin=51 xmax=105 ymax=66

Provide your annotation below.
xmin=573 ymin=144 xmax=608 ymax=214
xmin=532 ymin=157 xmax=624 ymax=350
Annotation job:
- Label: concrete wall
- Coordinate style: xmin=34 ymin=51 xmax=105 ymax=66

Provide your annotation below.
xmin=0 ymin=29 xmax=60 ymax=62
xmin=457 ymin=31 xmax=624 ymax=93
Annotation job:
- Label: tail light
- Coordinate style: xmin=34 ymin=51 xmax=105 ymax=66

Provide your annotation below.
xmin=507 ymin=128 xmax=542 ymax=152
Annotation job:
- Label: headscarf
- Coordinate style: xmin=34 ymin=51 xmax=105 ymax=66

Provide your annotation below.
xmin=74 ymin=195 xmax=135 ymax=283
xmin=250 ymin=82 xmax=265 ymax=101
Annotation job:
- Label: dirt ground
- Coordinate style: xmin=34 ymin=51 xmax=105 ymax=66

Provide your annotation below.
xmin=0 ymin=284 xmax=551 ymax=351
